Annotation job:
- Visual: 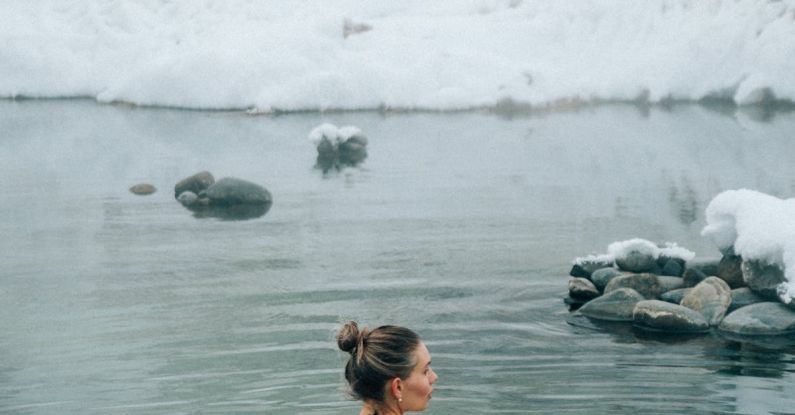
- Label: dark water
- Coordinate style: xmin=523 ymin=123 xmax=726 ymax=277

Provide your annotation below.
xmin=2 ymin=100 xmax=795 ymax=414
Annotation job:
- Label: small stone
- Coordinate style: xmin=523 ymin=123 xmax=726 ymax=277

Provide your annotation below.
xmin=590 ymin=268 xmax=623 ymax=291
xmin=129 ymin=183 xmax=156 ymax=195
xmin=728 ymin=287 xmax=767 ymax=313
xmin=175 ymin=171 xmax=215 ymax=199
xmin=681 ymin=277 xmax=732 ymax=326
xmin=632 ymin=300 xmax=709 ymax=333
xmin=719 ymin=302 xmax=795 ymax=335
xmin=660 ymin=258 xmax=685 ymax=277
xmin=177 ymin=191 xmax=199 ymax=207
xmin=687 ymin=258 xmax=720 ymax=277
xmin=578 ymin=288 xmax=645 ymax=321
xmin=660 ymin=288 xmax=692 ymax=305
xmin=717 ymin=255 xmax=744 ymax=289
xmin=657 ymin=276 xmax=685 ymax=293
xmin=604 ymin=273 xmax=662 ymax=299
xmin=682 ymin=267 xmax=708 ymax=288
xmin=568 ymin=278 xmax=600 ymax=300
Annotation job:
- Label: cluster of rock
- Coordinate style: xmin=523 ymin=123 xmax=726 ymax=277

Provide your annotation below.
xmin=174 ymin=171 xmax=272 ymax=220
xmin=309 ymin=123 xmax=368 ymax=174
xmin=567 ymin=240 xmax=795 ymax=336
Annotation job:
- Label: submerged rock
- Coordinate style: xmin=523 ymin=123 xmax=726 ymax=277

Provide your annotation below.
xmin=681 ymin=277 xmax=732 ymax=326
xmin=204 ymin=177 xmax=272 ymax=206
xmin=632 ymin=300 xmax=709 ymax=333
xmin=175 ymin=171 xmax=215 ymax=198
xmin=578 ymin=288 xmax=645 ymax=322
xmin=604 ymin=273 xmax=662 ymax=299
xmin=129 ymin=183 xmax=156 ymax=195
xmin=719 ymin=302 xmax=795 ymax=335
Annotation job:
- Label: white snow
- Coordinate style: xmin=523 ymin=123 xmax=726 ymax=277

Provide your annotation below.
xmin=606 ymin=238 xmax=696 ymax=262
xmin=1 ymin=0 xmax=794 ymax=111
xmin=308 ymin=123 xmax=363 ymax=145
xmin=702 ymin=189 xmax=795 ymax=302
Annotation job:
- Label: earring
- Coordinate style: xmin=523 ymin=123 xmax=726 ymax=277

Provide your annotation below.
xmin=398 ymin=398 xmax=403 ymax=403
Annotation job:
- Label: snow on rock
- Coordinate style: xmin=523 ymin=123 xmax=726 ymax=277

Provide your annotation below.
xmin=702 ymin=189 xmax=795 ymax=303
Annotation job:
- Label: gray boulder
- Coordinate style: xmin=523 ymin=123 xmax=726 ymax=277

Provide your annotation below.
xmin=175 ymin=171 xmax=215 ymax=198
xmin=742 ymin=259 xmax=786 ymax=300
xmin=682 ymin=267 xmax=709 ymax=288
xmin=177 ymin=191 xmax=200 ymax=207
xmin=604 ymin=273 xmax=662 ymax=299
xmin=660 ymin=257 xmax=685 ymax=277
xmin=681 ymin=277 xmax=732 ymax=326
xmin=615 ymin=251 xmax=656 ymax=273
xmin=569 ymin=261 xmax=614 ymax=280
xmin=687 ymin=258 xmax=720 ymax=277
xmin=717 ymin=255 xmax=745 ymax=289
xmin=590 ymin=268 xmax=623 ymax=291
xmin=578 ymin=288 xmax=645 ymax=321
xmin=658 ymin=276 xmax=685 ymax=293
xmin=719 ymin=302 xmax=795 ymax=335
xmin=660 ymin=288 xmax=692 ymax=305
xmin=568 ymin=278 xmax=600 ymax=301
xmin=632 ymin=300 xmax=709 ymax=333
xmin=728 ymin=287 xmax=767 ymax=313
xmin=204 ymin=177 xmax=272 ymax=206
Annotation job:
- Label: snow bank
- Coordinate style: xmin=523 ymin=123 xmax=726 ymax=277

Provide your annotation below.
xmin=1 ymin=0 xmax=794 ymax=111
xmin=702 ymin=189 xmax=795 ymax=302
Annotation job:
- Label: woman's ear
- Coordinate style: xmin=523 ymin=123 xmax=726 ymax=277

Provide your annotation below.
xmin=390 ymin=377 xmax=403 ymax=400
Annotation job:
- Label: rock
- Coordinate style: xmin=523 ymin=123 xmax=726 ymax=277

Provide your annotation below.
xmin=569 ymin=261 xmax=613 ymax=280
xmin=177 ymin=191 xmax=199 ymax=207
xmin=658 ymin=276 xmax=685 ymax=293
xmin=129 ymin=183 xmax=156 ymax=195
xmin=742 ymin=259 xmax=786 ymax=300
xmin=687 ymin=258 xmax=720 ymax=277
xmin=604 ymin=273 xmax=662 ymax=299
xmin=568 ymin=278 xmax=600 ymax=300
xmin=728 ymin=287 xmax=767 ymax=313
xmin=681 ymin=277 xmax=732 ymax=326
xmin=632 ymin=300 xmax=709 ymax=333
xmin=682 ymin=267 xmax=708 ymax=288
xmin=717 ymin=255 xmax=744 ymax=288
xmin=590 ymin=268 xmax=623 ymax=291
xmin=338 ymin=140 xmax=368 ymax=166
xmin=203 ymin=177 xmax=272 ymax=206
xmin=660 ymin=288 xmax=692 ymax=305
xmin=578 ymin=288 xmax=645 ymax=321
xmin=615 ymin=250 xmax=656 ymax=273
xmin=660 ymin=258 xmax=685 ymax=277
xmin=719 ymin=302 xmax=795 ymax=335
xmin=175 ymin=171 xmax=214 ymax=198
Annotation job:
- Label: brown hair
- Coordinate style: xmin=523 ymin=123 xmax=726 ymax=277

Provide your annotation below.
xmin=336 ymin=321 xmax=421 ymax=402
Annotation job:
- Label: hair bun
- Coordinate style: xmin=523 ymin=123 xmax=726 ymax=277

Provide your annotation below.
xmin=337 ymin=321 xmax=360 ymax=354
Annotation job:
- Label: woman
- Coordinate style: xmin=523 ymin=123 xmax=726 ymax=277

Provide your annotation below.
xmin=337 ymin=321 xmax=439 ymax=415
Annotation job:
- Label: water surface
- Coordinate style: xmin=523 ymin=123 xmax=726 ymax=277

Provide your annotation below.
xmin=2 ymin=100 xmax=795 ymax=414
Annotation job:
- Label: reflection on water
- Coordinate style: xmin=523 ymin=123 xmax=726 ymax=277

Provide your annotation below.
xmin=2 ymin=100 xmax=795 ymax=414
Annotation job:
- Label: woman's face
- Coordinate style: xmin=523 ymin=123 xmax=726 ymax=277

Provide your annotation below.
xmin=400 ymin=342 xmax=438 ymax=412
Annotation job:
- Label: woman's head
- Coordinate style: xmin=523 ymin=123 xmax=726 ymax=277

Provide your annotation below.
xmin=337 ymin=321 xmax=438 ymax=412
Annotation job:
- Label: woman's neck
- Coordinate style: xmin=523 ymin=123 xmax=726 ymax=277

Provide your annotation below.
xmin=361 ymin=400 xmax=402 ymax=415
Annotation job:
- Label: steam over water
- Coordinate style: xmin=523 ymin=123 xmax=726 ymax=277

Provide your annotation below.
xmin=3 ymin=100 xmax=795 ymax=414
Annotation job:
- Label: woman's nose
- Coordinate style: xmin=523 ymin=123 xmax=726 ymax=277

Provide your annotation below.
xmin=430 ymin=369 xmax=438 ymax=383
